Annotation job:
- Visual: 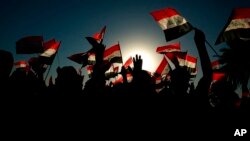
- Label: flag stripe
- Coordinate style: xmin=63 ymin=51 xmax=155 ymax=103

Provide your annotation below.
xmin=103 ymin=44 xmax=121 ymax=58
xmin=155 ymin=57 xmax=169 ymax=76
xmin=40 ymin=42 xmax=60 ymax=57
xmin=157 ymin=15 xmax=188 ymax=30
xmin=156 ymin=42 xmax=181 ymax=53
xmin=93 ymin=26 xmax=106 ymax=43
xmin=163 ymin=22 xmax=193 ymax=41
xmin=232 ymin=8 xmax=250 ymax=20
xmin=14 ymin=61 xmax=28 ymax=68
xmin=123 ymin=57 xmax=133 ymax=68
xmin=225 ymin=18 xmax=250 ymax=32
xmin=44 ymin=39 xmax=56 ymax=50
xmin=150 ymin=8 xmax=180 ymax=21
xmin=212 ymin=72 xmax=225 ymax=82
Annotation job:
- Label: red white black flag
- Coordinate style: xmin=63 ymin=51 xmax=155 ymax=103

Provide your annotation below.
xmin=150 ymin=8 xmax=193 ymax=42
xmin=40 ymin=40 xmax=61 ymax=65
xmin=103 ymin=43 xmax=123 ymax=63
xmin=215 ymin=8 xmax=250 ymax=45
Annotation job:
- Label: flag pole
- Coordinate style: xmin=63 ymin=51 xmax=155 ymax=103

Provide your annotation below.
xmin=45 ymin=64 xmax=52 ymax=81
xmin=45 ymin=41 xmax=61 ymax=81
xmin=57 ymin=50 xmax=61 ymax=67
xmin=205 ymin=40 xmax=219 ymax=56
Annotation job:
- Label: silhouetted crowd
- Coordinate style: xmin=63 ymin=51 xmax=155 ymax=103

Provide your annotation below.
xmin=0 ymin=29 xmax=249 ymax=112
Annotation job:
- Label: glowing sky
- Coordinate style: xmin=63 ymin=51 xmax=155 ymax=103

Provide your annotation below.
xmin=1 ymin=0 xmax=249 ymax=86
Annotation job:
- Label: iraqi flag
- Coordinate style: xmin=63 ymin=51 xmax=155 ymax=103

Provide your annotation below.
xmin=155 ymin=56 xmax=170 ymax=76
xmin=184 ymin=54 xmax=197 ymax=72
xmin=150 ymin=8 xmax=193 ymax=42
xmin=40 ymin=41 xmax=61 ymax=65
xmin=215 ymin=8 xmax=250 ymax=45
xmin=93 ymin=26 xmax=106 ymax=43
xmin=103 ymin=43 xmax=123 ymax=63
xmin=156 ymin=42 xmax=181 ymax=54
xmin=16 ymin=36 xmax=44 ymax=54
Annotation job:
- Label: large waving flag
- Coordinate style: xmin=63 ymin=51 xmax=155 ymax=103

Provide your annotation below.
xmin=156 ymin=42 xmax=181 ymax=54
xmin=215 ymin=8 xmax=250 ymax=45
xmin=40 ymin=40 xmax=61 ymax=65
xmin=103 ymin=43 xmax=123 ymax=63
xmin=16 ymin=36 xmax=44 ymax=54
xmin=93 ymin=26 xmax=106 ymax=43
xmin=150 ymin=8 xmax=193 ymax=42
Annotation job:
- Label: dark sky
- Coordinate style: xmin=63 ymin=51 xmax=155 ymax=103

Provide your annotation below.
xmin=1 ymin=0 xmax=250 ymax=87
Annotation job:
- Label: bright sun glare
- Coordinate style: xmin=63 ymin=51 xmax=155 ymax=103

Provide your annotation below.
xmin=122 ymin=43 xmax=159 ymax=73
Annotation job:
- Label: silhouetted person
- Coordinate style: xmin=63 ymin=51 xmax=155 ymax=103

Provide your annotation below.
xmin=129 ymin=55 xmax=155 ymax=97
xmin=193 ymin=28 xmax=213 ymax=110
xmin=83 ymin=41 xmax=110 ymax=97
xmin=53 ymin=66 xmax=84 ymax=98
xmin=0 ymin=50 xmax=14 ymax=97
xmin=210 ymin=78 xmax=239 ymax=111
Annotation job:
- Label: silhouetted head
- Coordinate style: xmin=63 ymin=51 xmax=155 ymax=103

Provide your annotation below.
xmin=170 ymin=67 xmax=190 ymax=95
xmin=0 ymin=50 xmax=14 ymax=80
xmin=210 ymin=78 xmax=238 ymax=110
xmin=55 ymin=66 xmax=83 ymax=95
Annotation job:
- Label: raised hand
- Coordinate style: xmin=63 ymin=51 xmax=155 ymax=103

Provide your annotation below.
xmin=133 ymin=54 xmax=143 ymax=73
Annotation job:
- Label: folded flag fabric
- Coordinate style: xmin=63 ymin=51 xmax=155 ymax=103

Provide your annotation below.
xmin=215 ymin=8 xmax=250 ymax=45
xmin=150 ymin=7 xmax=193 ymax=42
